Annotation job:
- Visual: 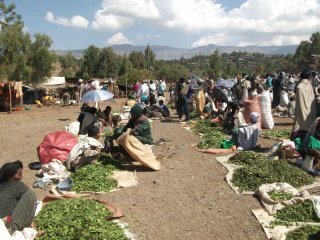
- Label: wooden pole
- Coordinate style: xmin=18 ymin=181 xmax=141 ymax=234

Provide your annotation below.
xmin=125 ymin=54 xmax=128 ymax=97
xmin=8 ymin=83 xmax=12 ymax=114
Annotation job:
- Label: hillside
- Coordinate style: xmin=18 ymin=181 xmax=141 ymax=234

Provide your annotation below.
xmin=55 ymin=44 xmax=298 ymax=60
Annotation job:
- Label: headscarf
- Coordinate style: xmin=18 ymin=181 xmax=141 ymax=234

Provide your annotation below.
xmin=0 ymin=160 xmax=23 ymax=183
xmin=130 ymin=105 xmax=143 ymax=117
xmin=250 ymin=112 xmax=260 ymax=124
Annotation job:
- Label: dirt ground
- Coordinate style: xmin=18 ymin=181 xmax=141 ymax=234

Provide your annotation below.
xmin=0 ymin=101 xmax=294 ymax=240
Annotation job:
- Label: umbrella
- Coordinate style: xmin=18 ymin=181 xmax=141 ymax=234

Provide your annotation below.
xmin=216 ymin=79 xmax=236 ymax=88
xmin=211 ymin=86 xmax=229 ymax=103
xmin=80 ymin=90 xmax=114 ymax=103
xmin=37 ymin=131 xmax=78 ymax=164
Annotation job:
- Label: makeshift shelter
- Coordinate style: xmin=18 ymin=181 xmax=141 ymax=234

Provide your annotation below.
xmin=0 ymin=81 xmax=23 ymax=112
xmin=22 ymin=85 xmax=46 ymax=104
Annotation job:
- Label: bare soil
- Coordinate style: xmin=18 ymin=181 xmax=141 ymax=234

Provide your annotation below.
xmin=0 ymin=102 xmax=295 ymax=240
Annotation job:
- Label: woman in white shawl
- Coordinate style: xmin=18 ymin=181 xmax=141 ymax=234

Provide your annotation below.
xmin=293 ymin=70 xmax=317 ymax=132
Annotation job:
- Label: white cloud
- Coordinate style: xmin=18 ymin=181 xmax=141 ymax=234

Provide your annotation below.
xmin=91 ymin=8 xmax=134 ymax=30
xmin=46 ymin=0 xmax=320 ymax=47
xmin=100 ymin=0 xmax=160 ymax=19
xmin=107 ymin=32 xmax=132 ymax=45
xmin=45 ymin=12 xmax=89 ymax=29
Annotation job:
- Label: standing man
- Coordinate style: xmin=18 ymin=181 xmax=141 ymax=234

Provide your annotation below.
xmin=293 ymin=70 xmax=317 ymax=131
xmin=177 ymin=77 xmax=190 ymax=122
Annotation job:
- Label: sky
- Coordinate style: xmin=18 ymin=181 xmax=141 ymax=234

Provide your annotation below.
xmin=8 ymin=0 xmax=320 ymax=50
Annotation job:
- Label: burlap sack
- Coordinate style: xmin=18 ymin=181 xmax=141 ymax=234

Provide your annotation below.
xmin=117 ymin=131 xmax=161 ymax=171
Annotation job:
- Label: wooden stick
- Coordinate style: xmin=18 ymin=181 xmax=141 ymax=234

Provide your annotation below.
xmin=115 ymin=101 xmax=125 ymax=127
xmin=8 ymin=83 xmax=12 ymax=113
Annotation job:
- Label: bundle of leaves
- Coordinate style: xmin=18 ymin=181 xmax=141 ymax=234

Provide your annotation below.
xmin=191 ymin=119 xmax=219 ymax=134
xmin=35 ymin=199 xmax=127 ymax=240
xmin=269 ymin=190 xmax=293 ymax=201
xmin=286 ymin=225 xmax=320 ymax=240
xmin=273 ymin=202 xmax=320 ymax=225
xmin=228 ymin=151 xmax=267 ymax=166
xmin=101 ymin=128 xmax=114 ymax=138
xmin=231 ymin=156 xmax=315 ymax=192
xmin=70 ymin=153 xmax=121 ymax=192
xmin=197 ymin=129 xmax=228 ymax=149
xmin=261 ymin=129 xmax=291 ymax=139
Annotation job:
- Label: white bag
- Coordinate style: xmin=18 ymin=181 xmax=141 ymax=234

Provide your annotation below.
xmin=259 ymin=91 xmax=274 ymax=129
xmin=0 ymin=219 xmax=12 ymax=240
xmin=12 ymin=228 xmax=37 ymax=240
xmin=280 ymin=92 xmax=289 ymax=107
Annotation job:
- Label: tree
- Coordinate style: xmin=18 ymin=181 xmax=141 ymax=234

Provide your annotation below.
xmin=144 ymin=44 xmax=155 ymax=71
xmin=0 ymin=1 xmax=31 ymax=81
xmin=155 ymin=63 xmax=189 ymax=83
xmin=310 ymin=32 xmax=320 ymax=55
xmin=96 ymin=47 xmax=119 ymax=79
xmin=128 ymin=51 xmax=147 ymax=69
xmin=208 ymin=50 xmax=222 ymax=79
xmin=59 ymin=53 xmax=79 ymax=78
xmin=29 ymin=33 xmax=55 ymax=83
xmin=81 ymin=45 xmax=99 ymax=79
xmin=128 ymin=68 xmax=153 ymax=84
xmin=294 ymin=40 xmax=311 ymax=63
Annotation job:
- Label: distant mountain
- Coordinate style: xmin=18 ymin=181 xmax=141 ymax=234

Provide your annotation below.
xmin=55 ymin=44 xmax=298 ymax=60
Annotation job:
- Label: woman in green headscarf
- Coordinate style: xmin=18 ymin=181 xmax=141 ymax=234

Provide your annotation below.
xmin=113 ymin=105 xmax=153 ymax=144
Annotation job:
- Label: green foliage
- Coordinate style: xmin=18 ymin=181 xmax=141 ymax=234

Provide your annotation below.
xmin=274 ymin=202 xmax=320 ymax=224
xmin=81 ymin=45 xmax=100 ymax=79
xmin=155 ymin=63 xmax=188 ymax=83
xmin=261 ymin=129 xmax=291 ymax=139
xmin=70 ymin=153 xmax=121 ymax=192
xmin=128 ymin=50 xmax=147 ymax=69
xmin=231 ymin=155 xmax=315 ymax=192
xmin=29 ymin=33 xmax=54 ymax=83
xmin=228 ymin=151 xmax=267 ymax=166
xmin=269 ymin=190 xmax=293 ymax=201
xmin=96 ymin=47 xmax=120 ymax=79
xmin=0 ymin=1 xmax=54 ymax=83
xmin=59 ymin=53 xmax=79 ymax=78
xmin=191 ymin=119 xmax=227 ymax=149
xmin=286 ymin=225 xmax=320 ymax=240
xmin=144 ymin=44 xmax=155 ymax=71
xmin=35 ymin=198 xmax=127 ymax=240
xmin=208 ymin=50 xmax=222 ymax=79
xmin=197 ymin=130 xmax=227 ymax=149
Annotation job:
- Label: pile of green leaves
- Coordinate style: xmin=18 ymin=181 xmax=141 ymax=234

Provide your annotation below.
xmin=269 ymin=190 xmax=293 ymax=201
xmin=197 ymin=130 xmax=228 ymax=149
xmin=70 ymin=153 xmax=121 ymax=192
xmin=189 ymin=119 xmax=228 ymax=149
xmin=286 ymin=225 xmax=320 ymax=240
xmin=231 ymin=153 xmax=315 ymax=192
xmin=228 ymin=151 xmax=267 ymax=166
xmin=191 ymin=119 xmax=219 ymax=134
xmin=35 ymin=199 xmax=127 ymax=240
xmin=261 ymin=129 xmax=291 ymax=139
xmin=273 ymin=202 xmax=320 ymax=225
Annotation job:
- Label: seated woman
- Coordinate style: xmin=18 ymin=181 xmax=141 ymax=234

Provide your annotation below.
xmin=150 ymin=100 xmax=170 ymax=118
xmin=79 ymin=107 xmax=99 ymax=135
xmin=0 ymin=160 xmax=37 ymax=232
xmin=125 ymin=94 xmax=137 ymax=107
xmin=99 ymin=106 xmax=113 ymax=127
xmin=113 ymin=105 xmax=153 ymax=145
xmin=301 ymin=118 xmax=320 ymax=173
xmin=66 ymin=125 xmax=103 ymax=170
xmin=236 ymin=112 xmax=260 ymax=150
